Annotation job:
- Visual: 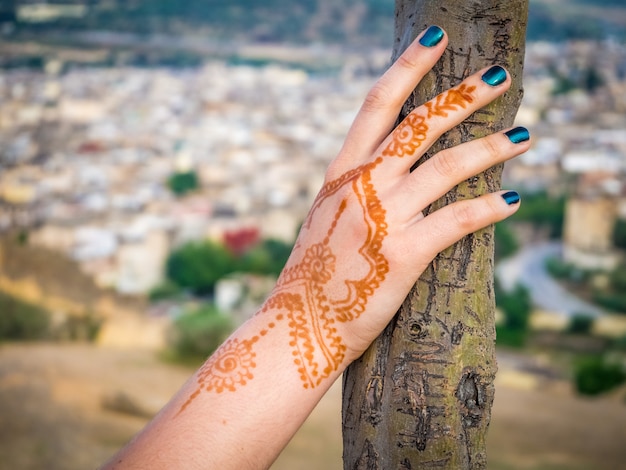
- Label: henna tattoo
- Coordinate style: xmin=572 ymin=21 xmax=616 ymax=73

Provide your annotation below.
xmin=380 ymin=85 xmax=475 ymax=158
xmin=382 ymin=113 xmax=429 ymax=158
xmin=178 ymin=81 xmax=477 ymax=412
xmin=331 ymin=171 xmax=389 ymax=322
xmin=178 ymin=336 xmax=260 ymax=413
xmin=425 ymin=84 xmax=476 ymax=119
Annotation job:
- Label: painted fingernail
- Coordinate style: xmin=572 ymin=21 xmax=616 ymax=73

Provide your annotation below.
xmin=502 ymin=191 xmax=520 ymax=205
xmin=504 ymin=126 xmax=530 ymax=144
xmin=419 ymin=25 xmax=444 ymax=47
xmin=481 ymin=65 xmax=507 ymax=87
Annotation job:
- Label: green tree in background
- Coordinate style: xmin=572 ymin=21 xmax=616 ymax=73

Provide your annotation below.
xmin=614 ymin=219 xmax=626 ymax=250
xmin=167 ymin=170 xmax=199 ymax=197
xmin=165 ymin=238 xmax=293 ymax=296
xmin=169 ymin=304 xmax=234 ymax=361
xmin=166 ymin=240 xmax=236 ymax=295
xmin=0 ymin=292 xmax=50 ymax=341
xmin=567 ymin=314 xmax=595 ymax=335
xmin=593 ymin=262 xmax=626 ymax=314
xmin=574 ymin=356 xmax=626 ymax=396
xmin=496 ymin=283 xmax=533 ymax=347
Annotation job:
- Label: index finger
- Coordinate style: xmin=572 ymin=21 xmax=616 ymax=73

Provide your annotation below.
xmin=333 ymin=26 xmax=448 ymax=174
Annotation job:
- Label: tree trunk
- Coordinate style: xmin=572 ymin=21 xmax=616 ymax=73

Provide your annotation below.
xmin=342 ymin=1 xmax=528 ymax=469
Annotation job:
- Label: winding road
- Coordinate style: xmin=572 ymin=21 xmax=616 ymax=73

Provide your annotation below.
xmin=496 ymin=241 xmax=606 ymax=318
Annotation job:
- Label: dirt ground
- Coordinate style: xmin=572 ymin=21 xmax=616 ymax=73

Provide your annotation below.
xmin=0 ymin=342 xmax=625 ymax=470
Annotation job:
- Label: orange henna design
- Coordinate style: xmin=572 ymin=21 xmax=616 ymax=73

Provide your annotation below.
xmin=382 ymin=113 xmax=429 ymax=158
xmin=178 ymin=337 xmax=260 ymax=412
xmin=425 ymin=84 xmax=476 ymax=119
xmin=179 ymin=80 xmax=478 ymax=411
xmin=179 ymin=161 xmax=392 ymax=410
xmin=332 ymin=171 xmax=389 ymax=322
xmin=303 ymin=166 xmax=366 ymax=234
xmin=261 ymin=167 xmax=389 ymax=389
xmin=278 ymin=243 xmax=337 ymax=285
xmin=263 ymin=290 xmax=345 ymax=388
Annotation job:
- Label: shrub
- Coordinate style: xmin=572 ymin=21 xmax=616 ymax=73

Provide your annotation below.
xmin=149 ymin=280 xmax=183 ymax=302
xmin=593 ymin=292 xmax=626 ymax=314
xmin=0 ymin=292 xmax=50 ymax=341
xmin=63 ymin=312 xmax=102 ymax=342
xmin=498 ymin=284 xmax=532 ymax=331
xmin=495 ymin=325 xmax=527 ymax=348
xmin=495 ymin=283 xmax=532 ymax=348
xmin=589 ymin=263 xmax=626 ymax=314
xmin=613 ymin=219 xmax=626 ymax=250
xmin=574 ymin=356 xmax=626 ymax=396
xmin=169 ymin=305 xmax=234 ymax=360
xmin=545 ymin=257 xmax=574 ymax=279
xmin=608 ymin=263 xmax=626 ymax=292
xmin=567 ymin=314 xmax=595 ymax=335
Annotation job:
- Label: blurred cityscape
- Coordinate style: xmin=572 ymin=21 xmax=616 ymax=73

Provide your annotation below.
xmin=1 ymin=1 xmax=626 ymax=469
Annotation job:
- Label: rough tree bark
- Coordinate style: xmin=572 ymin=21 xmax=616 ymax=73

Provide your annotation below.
xmin=342 ymin=1 xmax=528 ymax=469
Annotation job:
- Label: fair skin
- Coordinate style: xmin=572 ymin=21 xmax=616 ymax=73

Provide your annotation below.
xmin=103 ymin=27 xmax=529 ymax=470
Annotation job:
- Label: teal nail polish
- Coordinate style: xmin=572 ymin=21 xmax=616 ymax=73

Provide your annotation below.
xmin=504 ymin=127 xmax=530 ymax=144
xmin=419 ymin=25 xmax=444 ymax=47
xmin=481 ymin=65 xmax=507 ymax=86
xmin=502 ymin=191 xmax=520 ymax=205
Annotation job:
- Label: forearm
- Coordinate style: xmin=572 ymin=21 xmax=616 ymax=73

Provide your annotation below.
xmin=103 ymin=305 xmax=344 ymax=470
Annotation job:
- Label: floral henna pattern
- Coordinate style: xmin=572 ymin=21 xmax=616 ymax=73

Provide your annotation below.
xmin=425 ymin=83 xmax=476 ymax=119
xmin=178 ymin=82 xmax=477 ymax=412
xmin=382 ymin=113 xmax=429 ymax=158
xmin=178 ymin=337 xmax=260 ymax=413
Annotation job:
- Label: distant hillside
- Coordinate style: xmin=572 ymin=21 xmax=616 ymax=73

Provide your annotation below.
xmin=10 ymin=0 xmax=626 ymax=46
xmin=530 ymin=0 xmax=626 ymax=42
xmin=15 ymin=0 xmax=396 ymax=47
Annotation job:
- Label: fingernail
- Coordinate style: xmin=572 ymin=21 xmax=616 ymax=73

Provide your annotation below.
xmin=419 ymin=25 xmax=444 ymax=47
xmin=502 ymin=191 xmax=520 ymax=205
xmin=504 ymin=126 xmax=530 ymax=144
xmin=481 ymin=65 xmax=507 ymax=87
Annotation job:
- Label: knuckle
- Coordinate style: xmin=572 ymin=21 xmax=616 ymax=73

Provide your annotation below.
xmin=480 ymin=135 xmax=502 ymax=163
xmin=451 ymin=203 xmax=477 ymax=230
xmin=486 ymin=194 xmax=504 ymax=216
xmin=431 ymin=150 xmax=459 ymax=178
xmin=395 ymin=52 xmax=419 ymax=71
xmin=361 ymin=82 xmax=394 ymax=112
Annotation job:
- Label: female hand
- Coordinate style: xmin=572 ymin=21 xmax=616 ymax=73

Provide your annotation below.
xmin=194 ymin=25 xmax=529 ymax=395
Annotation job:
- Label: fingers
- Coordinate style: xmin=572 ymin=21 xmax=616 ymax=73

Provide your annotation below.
xmin=330 ymin=26 xmax=448 ymax=176
xmin=392 ymin=126 xmax=530 ymax=220
xmin=410 ymin=190 xmax=521 ymax=261
xmin=374 ymin=65 xmax=511 ymax=174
